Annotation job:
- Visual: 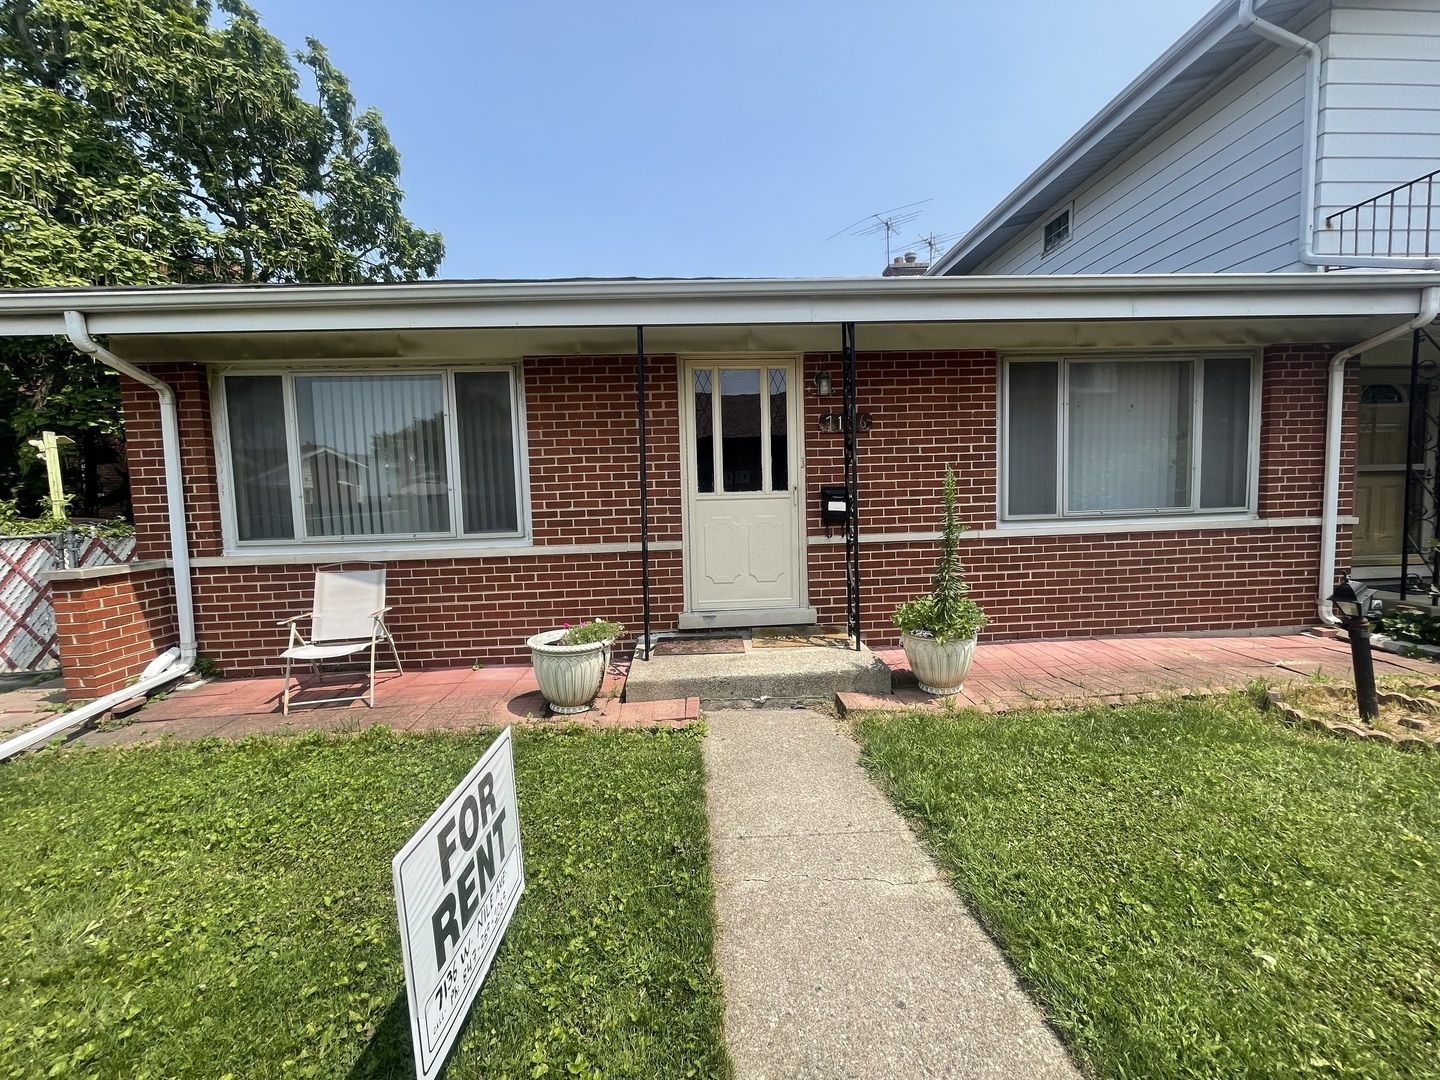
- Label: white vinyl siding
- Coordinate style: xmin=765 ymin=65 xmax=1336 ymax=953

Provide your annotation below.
xmin=1315 ymin=0 xmax=1440 ymax=256
xmin=977 ymin=15 xmax=1331 ymax=276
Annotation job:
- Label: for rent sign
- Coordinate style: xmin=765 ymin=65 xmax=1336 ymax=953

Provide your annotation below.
xmin=393 ymin=727 xmax=524 ymax=1080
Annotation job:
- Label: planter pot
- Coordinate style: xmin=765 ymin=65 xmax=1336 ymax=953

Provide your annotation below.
xmin=527 ymin=629 xmax=612 ymax=714
xmin=901 ymin=631 xmax=977 ymax=696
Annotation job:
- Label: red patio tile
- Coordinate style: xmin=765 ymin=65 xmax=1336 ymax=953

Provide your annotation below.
xmin=864 ymin=632 xmax=1440 ymax=715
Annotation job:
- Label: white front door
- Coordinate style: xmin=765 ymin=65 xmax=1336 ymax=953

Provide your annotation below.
xmin=680 ymin=360 xmax=804 ymax=620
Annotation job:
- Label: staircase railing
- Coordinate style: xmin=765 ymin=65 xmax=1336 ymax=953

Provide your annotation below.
xmin=1325 ymin=168 xmax=1440 ymax=259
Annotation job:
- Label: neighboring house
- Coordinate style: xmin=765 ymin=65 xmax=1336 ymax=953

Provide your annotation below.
xmin=2 ymin=273 xmax=1437 ymax=697
xmin=930 ymin=0 xmax=1440 ymax=593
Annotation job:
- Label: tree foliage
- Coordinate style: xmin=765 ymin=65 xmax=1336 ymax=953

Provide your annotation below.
xmin=0 ymin=0 xmax=444 ymax=512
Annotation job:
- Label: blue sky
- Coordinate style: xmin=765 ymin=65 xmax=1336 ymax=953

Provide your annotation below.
xmin=246 ymin=0 xmax=1221 ymax=280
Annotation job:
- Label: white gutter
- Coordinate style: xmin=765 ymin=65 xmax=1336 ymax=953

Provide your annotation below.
xmin=0 ymin=313 xmax=197 ymax=760
xmin=1237 ymin=0 xmax=1440 ymax=271
xmin=1314 ymin=286 xmax=1440 ymax=625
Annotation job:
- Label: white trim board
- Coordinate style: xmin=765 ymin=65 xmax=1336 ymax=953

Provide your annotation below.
xmin=805 ymin=516 xmax=1343 ymax=545
xmin=193 ymin=540 xmax=683 ymax=567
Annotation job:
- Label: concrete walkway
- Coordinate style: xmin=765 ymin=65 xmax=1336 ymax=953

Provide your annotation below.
xmin=704 ymin=709 xmax=1080 ymax=1080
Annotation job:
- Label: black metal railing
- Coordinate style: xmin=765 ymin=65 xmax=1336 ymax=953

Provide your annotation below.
xmin=1326 ymin=169 xmax=1440 ymax=259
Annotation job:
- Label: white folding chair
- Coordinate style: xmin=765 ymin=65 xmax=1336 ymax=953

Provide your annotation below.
xmin=278 ymin=569 xmax=402 ymax=714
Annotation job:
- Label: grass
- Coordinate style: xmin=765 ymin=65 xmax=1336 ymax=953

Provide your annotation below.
xmin=0 ymin=726 xmax=730 ymax=1080
xmin=853 ymin=695 xmax=1440 ymax=1080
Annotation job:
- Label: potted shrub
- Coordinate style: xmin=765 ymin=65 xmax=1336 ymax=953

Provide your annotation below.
xmin=527 ymin=618 xmax=625 ymax=714
xmin=891 ymin=466 xmax=986 ymax=695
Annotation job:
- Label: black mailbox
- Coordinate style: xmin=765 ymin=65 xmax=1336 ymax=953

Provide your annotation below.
xmin=820 ymin=485 xmax=851 ymax=537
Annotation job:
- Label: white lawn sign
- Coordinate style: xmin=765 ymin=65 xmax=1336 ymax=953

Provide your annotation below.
xmin=392 ymin=726 xmax=525 ymax=1080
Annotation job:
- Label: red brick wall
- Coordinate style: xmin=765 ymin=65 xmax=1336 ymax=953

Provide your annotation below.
xmin=807 ymin=527 xmax=1323 ymax=643
xmin=193 ymin=552 xmax=682 ymax=676
xmin=524 ymin=354 xmax=682 ymax=544
xmin=51 ymin=567 xmax=177 ymax=698
xmin=799 ymin=345 xmax=1354 ymax=644
xmin=122 ymin=365 xmax=222 ymax=560
xmin=117 ymin=354 xmax=686 ymax=676
xmin=88 ymin=342 xmax=1354 ymax=678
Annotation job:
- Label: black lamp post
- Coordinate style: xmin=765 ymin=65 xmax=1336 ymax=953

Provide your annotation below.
xmin=1328 ymin=575 xmax=1379 ymax=722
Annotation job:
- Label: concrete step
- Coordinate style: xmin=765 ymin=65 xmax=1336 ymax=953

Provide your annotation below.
xmin=624 ymin=643 xmax=893 ymax=707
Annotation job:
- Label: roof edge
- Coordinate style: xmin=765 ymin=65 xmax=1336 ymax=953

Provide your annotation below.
xmin=4 ymin=272 xmax=1440 ymax=338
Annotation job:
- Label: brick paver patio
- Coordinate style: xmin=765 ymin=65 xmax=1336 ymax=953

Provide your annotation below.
xmin=77 ymin=662 xmax=699 ymax=748
xmin=66 ymin=631 xmax=1438 ymax=747
xmin=851 ymin=631 xmax=1437 ymax=714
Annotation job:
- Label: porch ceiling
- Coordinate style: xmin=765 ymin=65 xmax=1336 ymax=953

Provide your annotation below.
xmin=102 ymin=313 xmax=1428 ymax=364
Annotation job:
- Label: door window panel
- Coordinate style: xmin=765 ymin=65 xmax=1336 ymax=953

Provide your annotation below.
xmin=694 ymin=370 xmax=715 ymax=494
xmin=769 ymin=368 xmax=789 ymax=492
xmin=720 ymin=368 xmax=763 ymax=492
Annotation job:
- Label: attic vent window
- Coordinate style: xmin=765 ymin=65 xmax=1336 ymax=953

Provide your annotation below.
xmin=1043 ymin=208 xmax=1071 ymax=255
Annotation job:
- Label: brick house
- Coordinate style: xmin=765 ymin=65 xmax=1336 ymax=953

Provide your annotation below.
xmin=2 ymin=273 xmax=1438 ymax=699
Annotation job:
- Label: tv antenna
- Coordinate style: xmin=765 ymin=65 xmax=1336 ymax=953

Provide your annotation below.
xmin=913 ymin=231 xmax=960 ymax=264
xmin=828 ymin=199 xmax=932 ymax=263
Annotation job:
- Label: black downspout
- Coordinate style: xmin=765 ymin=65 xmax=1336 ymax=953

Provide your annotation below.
xmin=637 ymin=327 xmax=652 ymax=660
xmin=842 ymin=323 xmax=861 ymax=650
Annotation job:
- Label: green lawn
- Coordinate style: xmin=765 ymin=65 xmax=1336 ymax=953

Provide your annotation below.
xmin=0 ymin=726 xmax=730 ymax=1080
xmin=854 ymin=695 xmax=1440 ymax=1080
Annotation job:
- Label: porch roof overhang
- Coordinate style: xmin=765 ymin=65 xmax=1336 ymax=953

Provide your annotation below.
xmin=2 ymin=272 xmax=1439 ymax=361
xmin=2 ymin=272 xmax=1440 ymax=333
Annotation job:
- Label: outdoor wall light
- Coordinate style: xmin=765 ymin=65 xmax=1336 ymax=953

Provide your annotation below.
xmin=815 ymin=370 xmax=833 ymax=396
xmin=1328 ymin=575 xmax=1379 ymax=722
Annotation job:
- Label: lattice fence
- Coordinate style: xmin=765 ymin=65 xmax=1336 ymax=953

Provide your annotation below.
xmin=0 ymin=531 xmax=136 ymax=673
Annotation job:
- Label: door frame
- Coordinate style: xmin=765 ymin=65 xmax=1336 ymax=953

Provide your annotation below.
xmin=676 ymin=354 xmax=811 ymax=626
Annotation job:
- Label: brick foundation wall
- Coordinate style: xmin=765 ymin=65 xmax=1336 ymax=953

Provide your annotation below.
xmin=194 ymin=552 xmax=682 ymax=676
xmin=807 ymin=527 xmax=1323 ymax=643
xmin=85 ymin=341 xmax=1355 ymax=679
xmin=51 ymin=565 xmax=177 ymax=698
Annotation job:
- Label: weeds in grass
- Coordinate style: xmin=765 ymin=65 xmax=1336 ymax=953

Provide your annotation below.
xmin=1242 ymin=677 xmax=1271 ymax=710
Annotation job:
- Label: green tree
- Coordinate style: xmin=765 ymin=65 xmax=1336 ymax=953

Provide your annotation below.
xmin=0 ymin=0 xmax=444 ymax=515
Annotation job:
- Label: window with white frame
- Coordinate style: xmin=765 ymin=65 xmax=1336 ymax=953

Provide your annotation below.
xmin=1003 ymin=355 xmax=1256 ymax=520
xmin=219 ymin=369 xmax=524 ymax=544
xmin=1042 ymin=207 xmax=1072 ymax=255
